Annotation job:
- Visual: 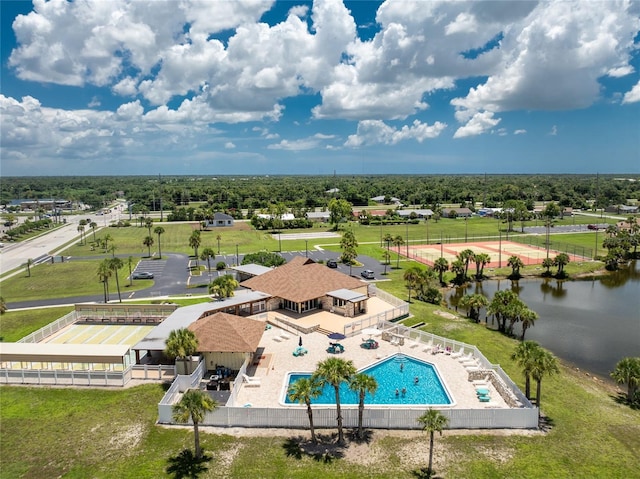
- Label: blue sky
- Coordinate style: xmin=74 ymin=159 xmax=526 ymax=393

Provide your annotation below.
xmin=1 ymin=0 xmax=639 ymax=176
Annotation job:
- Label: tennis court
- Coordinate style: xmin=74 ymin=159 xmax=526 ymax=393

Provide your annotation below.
xmin=393 ymin=240 xmax=587 ymax=269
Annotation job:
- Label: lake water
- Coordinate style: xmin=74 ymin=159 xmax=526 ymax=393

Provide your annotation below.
xmin=448 ymin=261 xmax=639 ymax=379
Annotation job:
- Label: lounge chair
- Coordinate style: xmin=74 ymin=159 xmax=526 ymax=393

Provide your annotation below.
xmin=242 ymin=374 xmax=261 ymax=386
xmin=450 ymin=348 xmax=464 ymax=359
xmin=409 ymin=340 xmax=420 ymax=349
xmin=458 ymin=352 xmax=474 ymax=363
xmin=478 ymin=395 xmax=491 ymax=402
xmin=280 ymin=332 xmax=290 ymax=340
xmin=422 ymin=340 xmax=433 ymax=353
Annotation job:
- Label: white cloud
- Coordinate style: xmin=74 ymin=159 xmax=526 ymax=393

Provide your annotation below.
xmin=450 ymin=1 xmax=640 ymax=135
xmin=267 ymin=133 xmax=336 ymax=151
xmin=225 ymin=142 xmax=236 ymax=149
xmin=345 ymin=119 xmax=446 ymax=147
xmin=549 ymin=125 xmax=558 ymax=136
xmin=622 ymin=80 xmax=640 ymax=104
xmin=453 ymin=111 xmax=501 ymax=138
xmin=88 ymin=96 xmax=101 ymax=108
xmin=514 ymin=129 xmax=527 ymax=135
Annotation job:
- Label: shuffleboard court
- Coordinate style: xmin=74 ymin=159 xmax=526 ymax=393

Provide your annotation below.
xmin=45 ymin=324 xmax=154 ymax=347
xmin=392 ymin=240 xmax=587 ymax=269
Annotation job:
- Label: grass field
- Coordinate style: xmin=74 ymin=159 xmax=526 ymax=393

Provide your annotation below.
xmin=1 ymin=282 xmax=638 ymax=478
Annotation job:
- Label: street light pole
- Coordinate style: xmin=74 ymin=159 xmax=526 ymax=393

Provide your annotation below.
xmin=236 ymin=244 xmax=239 ymax=265
xmin=305 ymin=240 xmax=308 ymax=258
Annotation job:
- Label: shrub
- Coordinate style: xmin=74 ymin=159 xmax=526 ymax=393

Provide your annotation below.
xmin=216 ymin=261 xmax=226 ymax=271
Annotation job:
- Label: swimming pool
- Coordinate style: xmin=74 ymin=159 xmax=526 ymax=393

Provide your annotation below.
xmin=283 ymin=354 xmax=453 ymax=406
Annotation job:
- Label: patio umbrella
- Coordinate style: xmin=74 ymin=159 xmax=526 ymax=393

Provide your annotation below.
xmin=327 ymin=332 xmax=346 ymax=340
xmin=298 ymin=336 xmax=303 ymax=347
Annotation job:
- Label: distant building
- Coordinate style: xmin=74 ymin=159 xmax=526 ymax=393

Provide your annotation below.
xmin=441 ymin=207 xmax=473 ymax=218
xmin=371 ymin=195 xmax=402 ymax=206
xmin=306 ymin=211 xmax=330 ymax=222
xmin=208 ymin=212 xmax=235 ymax=227
xmin=397 ymin=209 xmax=434 ymax=219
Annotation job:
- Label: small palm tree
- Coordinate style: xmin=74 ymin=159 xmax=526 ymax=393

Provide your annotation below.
xmin=127 ymin=256 xmax=135 ymax=287
xmin=511 ymin=340 xmax=541 ymax=399
xmin=288 ymin=376 xmax=322 ymax=444
xmin=392 ymin=235 xmax=404 ymax=268
xmin=216 ymin=233 xmax=222 ymax=254
xmin=349 ymin=373 xmax=378 ymax=439
xmin=403 ymin=265 xmax=423 ymax=303
xmin=108 ymin=257 xmax=124 ymax=302
xmin=0 ymin=296 xmax=7 ymax=315
xmin=97 ymin=259 xmax=112 ymax=303
xmin=189 ymin=231 xmax=202 ymax=264
xmin=90 ymin=221 xmax=97 ymax=242
xmin=208 ymin=275 xmax=239 ymax=298
xmin=143 ymin=235 xmax=154 ymax=258
xmin=530 ymin=348 xmax=559 ymax=418
xmin=313 ymin=357 xmax=356 ymax=445
xmin=145 ymin=217 xmax=153 ymax=235
xmin=610 ymin=357 xmax=640 ymax=403
xmin=507 ymin=255 xmax=525 ymax=278
xmin=417 ymin=408 xmax=449 ymax=478
xmin=165 ymin=328 xmax=199 ymax=374
xmin=102 ymin=233 xmax=113 ymax=252
xmin=172 ymin=389 xmax=217 ymax=459
xmin=519 ymin=308 xmax=538 ymax=340
xmin=154 ymin=226 xmax=165 ymax=259
xmin=25 ymin=258 xmax=33 ymax=277
xmin=433 ymin=257 xmax=449 ymax=284
xmin=553 ymin=253 xmax=570 ymax=276
xmin=200 ymin=247 xmax=215 ymax=273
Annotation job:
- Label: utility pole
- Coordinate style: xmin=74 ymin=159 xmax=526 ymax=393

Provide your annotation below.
xmin=159 ymin=173 xmax=163 ymax=222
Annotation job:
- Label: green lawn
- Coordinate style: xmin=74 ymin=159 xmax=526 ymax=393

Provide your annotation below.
xmin=1 ymin=260 xmax=152 ymax=303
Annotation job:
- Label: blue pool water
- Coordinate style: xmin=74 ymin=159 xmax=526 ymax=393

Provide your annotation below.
xmin=284 ymin=354 xmax=452 ymax=405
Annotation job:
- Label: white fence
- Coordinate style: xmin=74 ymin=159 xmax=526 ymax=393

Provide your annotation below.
xmin=0 ymin=367 xmax=132 ymax=387
xmin=18 ymin=310 xmax=78 ymax=343
xmin=157 ymin=360 xmax=206 ymax=423
xmin=132 ymin=364 xmax=176 ymax=380
xmin=166 ymin=404 xmax=538 ymax=430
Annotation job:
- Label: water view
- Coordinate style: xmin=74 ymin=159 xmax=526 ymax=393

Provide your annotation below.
xmin=449 ymin=261 xmax=639 ymax=379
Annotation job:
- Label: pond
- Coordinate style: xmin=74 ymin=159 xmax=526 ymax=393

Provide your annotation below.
xmin=448 ymin=261 xmax=639 ymax=379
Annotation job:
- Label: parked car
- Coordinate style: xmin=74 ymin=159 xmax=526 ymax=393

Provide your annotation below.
xmin=326 ymin=259 xmax=338 ymax=268
xmin=360 ymin=269 xmax=375 ymax=279
xmin=132 ymin=271 xmax=154 ymax=279
xmin=587 ymin=224 xmax=598 ymax=230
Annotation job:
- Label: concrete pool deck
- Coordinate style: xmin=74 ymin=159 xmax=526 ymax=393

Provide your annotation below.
xmin=233 ymin=324 xmax=509 ymax=410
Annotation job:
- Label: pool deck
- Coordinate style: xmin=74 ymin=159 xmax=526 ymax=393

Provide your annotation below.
xmin=234 ymin=324 xmax=509 ymax=410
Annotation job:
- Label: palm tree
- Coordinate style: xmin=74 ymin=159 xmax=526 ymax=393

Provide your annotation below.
xmin=383 ymin=233 xmax=393 ymax=251
xmin=392 ymin=235 xmax=404 ymax=268
xmin=97 ymin=259 xmax=112 ymax=303
xmin=200 ymin=247 xmax=215 ymax=273
xmin=108 ymin=257 xmax=124 ymax=303
xmin=433 ymin=257 xmax=448 ymax=284
xmin=165 ymin=328 xmax=199 ymax=375
xmin=541 ymin=257 xmax=553 ymax=274
xmin=474 ymin=252 xmax=491 ymax=279
xmin=143 ymin=235 xmax=154 ymax=257
xmin=189 ymin=231 xmax=202 ymax=264
xmin=216 ymin=233 xmax=222 ymax=254
xmin=172 ymin=389 xmax=217 ymax=460
xmin=511 ymin=340 xmax=541 ymax=399
xmin=208 ymin=275 xmax=239 ymax=298
xmin=312 ymin=357 xmax=356 ymax=445
xmin=610 ymin=357 xmax=640 ymax=403
xmin=108 ymin=243 xmax=117 ymax=258
xmin=530 ymin=348 xmax=559 ymax=418
xmin=0 ymin=296 xmax=7 ymax=315
xmin=349 ymin=373 xmax=378 ymax=439
xmin=458 ymin=293 xmax=488 ymax=322
xmin=25 ymin=258 xmax=33 ymax=277
xmin=458 ymin=248 xmax=475 ymax=278
xmin=382 ymin=250 xmax=391 ymax=274
xmin=102 ymin=233 xmax=113 ymax=253
xmin=288 ymin=376 xmax=322 ymax=444
xmin=145 ymin=217 xmax=154 ymax=236
xmin=403 ymin=265 xmax=422 ymax=303
xmin=450 ymin=259 xmax=465 ymax=284
xmin=507 ymin=255 xmax=525 ymax=278
xmin=417 ymin=408 xmax=449 ymax=478
xmin=519 ymin=308 xmax=538 ymax=340
xmin=553 ymin=253 xmax=570 ymax=276
xmin=154 ymin=226 xmax=165 ymax=259
xmin=90 ymin=221 xmax=97 ymax=242
xmin=77 ymin=224 xmax=85 ymax=245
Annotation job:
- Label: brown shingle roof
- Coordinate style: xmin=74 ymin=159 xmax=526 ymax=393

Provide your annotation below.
xmin=240 ymin=256 xmax=365 ymax=303
xmin=188 ymin=312 xmax=264 ymax=353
